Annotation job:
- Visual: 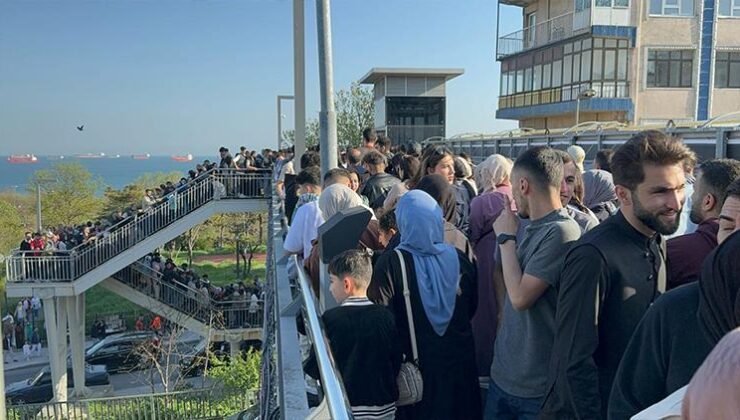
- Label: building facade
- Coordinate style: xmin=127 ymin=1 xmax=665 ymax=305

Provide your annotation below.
xmin=495 ymin=0 xmax=740 ymax=129
xmin=359 ymin=68 xmax=464 ymax=145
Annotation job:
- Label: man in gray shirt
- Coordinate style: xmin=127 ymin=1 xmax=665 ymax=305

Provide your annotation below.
xmin=485 ymin=146 xmax=581 ymax=420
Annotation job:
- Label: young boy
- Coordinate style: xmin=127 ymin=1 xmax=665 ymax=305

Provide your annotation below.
xmin=305 ymin=250 xmax=402 ymax=420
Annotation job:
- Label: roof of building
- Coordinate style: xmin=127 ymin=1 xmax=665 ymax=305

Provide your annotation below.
xmin=359 ymin=68 xmax=464 ymax=84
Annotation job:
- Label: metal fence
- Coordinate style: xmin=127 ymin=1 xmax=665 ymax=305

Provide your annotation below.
xmin=497 ymin=10 xmax=590 ymax=58
xmin=5 ymin=169 xmax=272 ymax=283
xmin=111 ymin=261 xmax=264 ymax=330
xmin=6 ymin=387 xmax=256 ymax=420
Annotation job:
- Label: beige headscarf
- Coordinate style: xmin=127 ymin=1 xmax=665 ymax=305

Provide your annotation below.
xmin=682 ymin=327 xmax=740 ymax=420
xmin=567 ymin=145 xmax=586 ymax=172
xmin=318 ymin=184 xmax=364 ymax=221
xmin=475 ymin=154 xmax=513 ymax=193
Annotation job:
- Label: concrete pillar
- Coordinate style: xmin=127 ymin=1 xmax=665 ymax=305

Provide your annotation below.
xmin=67 ymin=294 xmax=88 ymax=398
xmin=43 ymin=297 xmax=68 ymax=402
xmin=229 ymin=338 xmax=241 ymax=359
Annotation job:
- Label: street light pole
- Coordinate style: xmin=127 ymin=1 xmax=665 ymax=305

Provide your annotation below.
xmin=277 ymin=95 xmax=295 ymax=151
xmin=36 ymin=183 xmax=42 ymax=232
xmin=316 ymin=0 xmax=338 ymax=177
xmin=575 ymin=97 xmax=581 ymax=126
xmin=293 ymin=0 xmax=306 ymax=171
xmin=575 ymin=88 xmax=597 ymax=127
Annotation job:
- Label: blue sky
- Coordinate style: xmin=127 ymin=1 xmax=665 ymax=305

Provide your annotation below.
xmin=0 ymin=0 xmax=520 ymax=155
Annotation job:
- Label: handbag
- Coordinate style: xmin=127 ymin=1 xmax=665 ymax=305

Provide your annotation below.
xmin=395 ymin=249 xmax=424 ymax=406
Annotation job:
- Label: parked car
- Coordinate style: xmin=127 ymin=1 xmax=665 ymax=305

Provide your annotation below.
xmin=5 ymin=364 xmax=109 ymax=404
xmin=180 ymin=339 xmax=261 ymax=377
xmin=85 ymin=331 xmax=160 ymax=373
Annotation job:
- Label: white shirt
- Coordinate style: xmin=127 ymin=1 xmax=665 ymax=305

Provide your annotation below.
xmin=283 ymin=201 xmax=324 ymax=259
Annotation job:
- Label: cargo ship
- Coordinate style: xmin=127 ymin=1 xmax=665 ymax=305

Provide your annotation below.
xmin=132 ymin=153 xmax=151 ymax=160
xmin=7 ymin=154 xmax=38 ymax=164
xmin=75 ymin=153 xmax=106 ymax=159
xmin=171 ymin=153 xmax=193 ymax=162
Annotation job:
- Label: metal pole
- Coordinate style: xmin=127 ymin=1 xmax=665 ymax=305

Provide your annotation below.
xmin=36 ymin=183 xmax=42 ymax=232
xmin=277 ymin=96 xmax=283 ymax=150
xmin=0 ymin=302 xmax=5 ymax=416
xmin=293 ymin=0 xmax=307 ymax=171
xmin=316 ymin=0 xmax=338 ymax=177
xmin=575 ymin=97 xmax=581 ymax=126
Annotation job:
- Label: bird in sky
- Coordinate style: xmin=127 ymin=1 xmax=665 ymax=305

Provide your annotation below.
xmin=77 ymin=125 xmax=84 ymax=131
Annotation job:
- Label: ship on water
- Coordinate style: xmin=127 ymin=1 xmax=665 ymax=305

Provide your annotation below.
xmin=47 ymin=155 xmax=65 ymax=161
xmin=7 ymin=154 xmax=38 ymax=164
xmin=171 ymin=153 xmax=193 ymax=162
xmin=132 ymin=153 xmax=151 ymax=160
xmin=75 ymin=152 xmax=106 ymax=159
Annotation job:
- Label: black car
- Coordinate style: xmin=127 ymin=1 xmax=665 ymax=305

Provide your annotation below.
xmin=180 ymin=339 xmax=261 ymax=377
xmin=85 ymin=331 xmax=160 ymax=373
xmin=5 ymin=364 xmax=110 ymax=404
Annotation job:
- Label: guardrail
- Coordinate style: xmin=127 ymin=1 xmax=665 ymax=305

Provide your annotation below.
xmin=6 ymin=387 xmax=256 ymax=420
xmin=5 ymin=168 xmax=272 ymax=283
xmin=111 ymin=261 xmax=264 ymax=330
xmin=497 ymin=10 xmax=590 ymax=58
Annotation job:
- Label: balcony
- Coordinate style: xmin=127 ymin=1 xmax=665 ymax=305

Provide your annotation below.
xmin=497 ymin=11 xmax=591 ymax=58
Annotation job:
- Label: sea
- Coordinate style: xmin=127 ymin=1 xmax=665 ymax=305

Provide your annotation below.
xmin=0 ymin=155 xmax=214 ymax=194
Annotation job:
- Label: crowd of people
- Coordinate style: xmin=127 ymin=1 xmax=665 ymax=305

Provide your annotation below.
xmin=2 ymin=297 xmax=43 ymax=360
xmin=282 ymin=127 xmax=740 ymax=420
xmin=17 ymin=146 xmax=277 ymax=265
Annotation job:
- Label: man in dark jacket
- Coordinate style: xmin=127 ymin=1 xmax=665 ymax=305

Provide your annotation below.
xmin=541 ymin=131 xmax=696 ymax=419
xmin=360 ymin=150 xmax=400 ymax=208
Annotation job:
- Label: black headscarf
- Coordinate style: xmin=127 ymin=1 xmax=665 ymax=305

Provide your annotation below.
xmin=698 ymin=231 xmax=740 ymax=343
xmin=415 ymin=174 xmax=456 ymax=223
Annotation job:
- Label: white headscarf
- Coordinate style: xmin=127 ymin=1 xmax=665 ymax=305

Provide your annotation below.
xmin=318 ymin=184 xmax=364 ymax=220
xmin=475 ymin=154 xmax=512 ymax=193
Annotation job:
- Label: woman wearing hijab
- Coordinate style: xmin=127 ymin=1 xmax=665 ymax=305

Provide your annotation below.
xmin=415 ymin=174 xmax=475 ymax=265
xmin=582 ymin=169 xmax=618 ymax=222
xmin=468 ymin=154 xmax=513 ymax=378
xmin=369 ymin=190 xmax=481 ymax=420
xmin=608 ymin=231 xmax=740 ymax=419
xmin=304 ymin=184 xmax=384 ymax=296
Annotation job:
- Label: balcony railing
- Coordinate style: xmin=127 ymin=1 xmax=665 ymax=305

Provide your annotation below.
xmin=498 ymin=81 xmax=630 ymax=110
xmin=497 ymin=10 xmax=591 ymax=58
xmin=111 ymin=261 xmax=264 ymax=330
xmin=5 ymin=168 xmax=272 ymax=283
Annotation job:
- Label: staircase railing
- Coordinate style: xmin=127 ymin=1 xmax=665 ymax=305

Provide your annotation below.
xmin=109 ymin=261 xmax=264 ymax=330
xmin=5 ymin=169 xmax=271 ymax=283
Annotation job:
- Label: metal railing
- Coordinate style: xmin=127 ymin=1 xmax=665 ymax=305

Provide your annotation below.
xmin=387 ymin=124 xmax=445 ymax=144
xmin=497 ymin=10 xmax=591 ymax=58
xmin=111 ymin=261 xmax=264 ymax=330
xmin=258 ymin=196 xmax=278 ymax=420
xmin=6 ymin=387 xmax=256 ymax=420
xmin=498 ymin=81 xmax=630 ymax=110
xmin=5 ymin=168 xmax=272 ymax=283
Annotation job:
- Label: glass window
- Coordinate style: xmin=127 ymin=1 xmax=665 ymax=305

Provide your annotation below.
xmin=617 ymin=49 xmax=628 ymax=79
xmin=564 ymin=43 xmax=573 ymax=54
xmin=715 ymin=52 xmax=740 ymax=88
xmin=563 ymin=55 xmax=573 ymax=85
xmin=719 ymin=0 xmax=740 ymax=16
xmin=552 ymin=59 xmax=563 ymax=87
xmin=594 ymin=38 xmax=603 ymax=48
xmin=650 ymin=0 xmax=694 ymax=16
xmin=524 ymin=67 xmax=533 ymax=91
xmin=647 ymin=49 xmax=693 ymax=87
xmin=582 ymin=50 xmax=592 ymax=81
xmin=543 ymin=63 xmax=552 ymax=88
xmin=596 ymin=0 xmax=630 ymax=6
xmin=573 ymin=53 xmax=582 ymax=82
xmin=533 ymin=65 xmax=542 ymax=90
xmin=605 ymin=39 xmax=617 ymax=48
xmin=604 ymin=50 xmax=616 ymax=79
xmin=593 ymin=49 xmax=603 ymax=79
xmin=501 ymin=73 xmax=508 ymax=96
xmin=516 ymin=70 xmax=524 ymax=93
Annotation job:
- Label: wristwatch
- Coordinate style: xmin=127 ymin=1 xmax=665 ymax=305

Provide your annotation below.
xmin=496 ymin=233 xmax=517 ymax=245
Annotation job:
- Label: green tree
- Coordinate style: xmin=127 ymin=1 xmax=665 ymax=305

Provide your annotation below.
xmin=28 ymin=163 xmax=103 ymax=228
xmin=0 ymin=201 xmax=24 ymax=254
xmin=335 ymin=82 xmax=374 ymax=148
xmin=209 ymin=348 xmax=261 ymax=391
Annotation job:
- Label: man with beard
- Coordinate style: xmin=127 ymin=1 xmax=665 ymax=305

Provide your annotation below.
xmin=666 ymin=159 xmax=740 ymax=289
xmin=540 ymin=130 xmax=695 ymax=419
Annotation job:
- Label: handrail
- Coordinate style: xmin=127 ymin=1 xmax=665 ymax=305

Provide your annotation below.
xmin=5 ymin=169 xmax=272 ymax=283
xmin=293 ymin=255 xmax=353 ymax=420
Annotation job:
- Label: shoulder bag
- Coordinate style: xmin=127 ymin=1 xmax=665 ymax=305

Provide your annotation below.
xmin=394 ymin=249 xmax=424 ymax=406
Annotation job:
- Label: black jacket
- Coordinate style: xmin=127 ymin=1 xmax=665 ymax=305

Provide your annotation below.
xmin=541 ymin=211 xmax=665 ymax=420
xmin=361 ymin=173 xmax=400 ymax=208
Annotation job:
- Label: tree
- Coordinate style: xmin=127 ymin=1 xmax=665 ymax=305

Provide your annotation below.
xmin=28 ymin=163 xmax=103 ymax=228
xmin=0 ymin=201 xmax=24 ymax=254
xmin=282 ymin=119 xmax=320 ymax=149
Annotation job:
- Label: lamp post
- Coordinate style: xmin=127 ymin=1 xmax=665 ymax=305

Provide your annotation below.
xmin=316 ymin=0 xmax=338 ymax=177
xmin=277 ymin=95 xmax=294 ymax=151
xmin=293 ymin=0 xmax=306 ymax=172
xmin=575 ymin=88 xmax=597 ymax=126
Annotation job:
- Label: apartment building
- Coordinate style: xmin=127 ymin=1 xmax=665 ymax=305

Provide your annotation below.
xmin=495 ymin=0 xmax=740 ymax=129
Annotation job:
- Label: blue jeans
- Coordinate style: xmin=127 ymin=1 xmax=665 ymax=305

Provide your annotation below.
xmin=483 ymin=381 xmax=542 ymax=420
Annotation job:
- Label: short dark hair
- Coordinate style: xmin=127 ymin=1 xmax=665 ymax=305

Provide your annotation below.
xmin=699 ymin=159 xmax=740 ymax=207
xmin=348 ymin=148 xmax=362 ymax=165
xmin=362 ymin=127 xmax=377 ymax=144
xmin=362 ymin=150 xmax=387 ymax=168
xmin=513 ymin=146 xmax=563 ymax=191
xmin=295 ymin=166 xmax=322 ymax=187
xmin=378 ymin=208 xmax=397 ymax=233
xmin=376 ymin=134 xmax=390 ymax=149
xmin=300 ymin=151 xmax=321 ymax=169
xmin=612 ymin=130 xmax=696 ymax=191
xmin=323 ymin=167 xmax=351 ymax=185
xmin=328 ymin=249 xmax=372 ymax=289
xmin=726 ymin=177 xmax=740 ymax=201
xmin=219 ymin=146 xmax=228 ymax=152
xmin=595 ymin=149 xmax=615 ymax=172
